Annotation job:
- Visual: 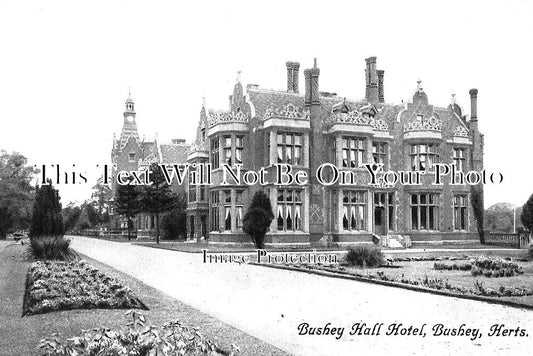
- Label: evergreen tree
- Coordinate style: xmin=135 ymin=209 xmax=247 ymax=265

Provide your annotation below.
xmin=29 ymin=180 xmax=64 ymax=238
xmin=521 ymin=193 xmax=533 ymax=232
xmin=243 ymin=190 xmax=274 ymax=249
xmin=140 ymin=163 xmax=177 ymax=244
xmin=115 ymin=177 xmax=142 ymax=240
xmin=161 ymin=191 xmax=187 ymax=239
xmin=0 ymin=207 xmax=13 ymax=239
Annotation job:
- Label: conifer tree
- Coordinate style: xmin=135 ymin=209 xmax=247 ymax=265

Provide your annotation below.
xmin=115 ymin=177 xmax=142 ymax=240
xmin=140 ymin=163 xmax=177 ymax=244
xmin=243 ymin=190 xmax=274 ymax=249
xmin=521 ymin=193 xmax=533 ymax=233
xmin=29 ymin=180 xmax=64 ymax=238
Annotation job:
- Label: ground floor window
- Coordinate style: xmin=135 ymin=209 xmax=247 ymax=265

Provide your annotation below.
xmin=277 ymin=189 xmax=302 ymax=231
xmin=342 ymin=190 xmax=367 ymax=231
xmin=189 ymin=216 xmax=195 ymax=238
xmin=411 ymin=193 xmax=438 ymax=230
xmin=454 ymin=194 xmax=467 ymax=231
xmin=210 ymin=191 xmax=219 ymax=232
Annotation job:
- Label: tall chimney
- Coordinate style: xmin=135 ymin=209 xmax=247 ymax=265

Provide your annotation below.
xmin=469 ymin=88 xmax=478 ymax=121
xmin=286 ymin=61 xmax=300 ymax=93
xmin=304 ymin=58 xmax=320 ymax=105
xmin=365 ymin=56 xmax=379 ymax=104
xmin=377 ymin=70 xmax=385 ymax=103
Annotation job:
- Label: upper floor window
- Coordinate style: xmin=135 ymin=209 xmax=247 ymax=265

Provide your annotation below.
xmin=128 ymin=152 xmax=136 ymax=162
xmin=342 ymin=137 xmax=366 ymax=168
xmin=188 ymin=186 xmax=196 ymax=203
xmin=411 ymin=193 xmax=438 ymax=231
xmin=277 ymin=133 xmax=302 ymax=166
xmin=342 ymin=190 xmax=367 ymax=231
xmin=277 ymin=189 xmax=302 ymax=231
xmin=210 ymin=138 xmax=220 ymax=169
xmin=223 ymin=136 xmax=232 ymax=166
xmin=453 ymin=148 xmax=466 ymax=172
xmin=410 ymin=143 xmax=438 ymax=171
xmin=235 ymin=136 xmax=244 ymax=165
xmin=454 ymin=194 xmax=467 ymax=231
xmin=372 ymin=142 xmax=387 ymax=168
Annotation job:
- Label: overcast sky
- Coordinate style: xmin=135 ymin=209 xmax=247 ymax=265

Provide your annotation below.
xmin=1 ymin=0 xmax=532 ymax=208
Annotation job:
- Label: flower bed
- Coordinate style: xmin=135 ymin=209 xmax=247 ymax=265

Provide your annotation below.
xmin=38 ymin=310 xmax=238 ymax=356
xmin=23 ymin=260 xmax=147 ymax=316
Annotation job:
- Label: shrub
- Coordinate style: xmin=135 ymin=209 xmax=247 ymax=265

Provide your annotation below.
xmin=433 ymin=262 xmax=471 ymax=271
xmin=345 ymin=244 xmax=385 ymax=268
xmin=38 ymin=310 xmax=239 ymax=356
xmin=528 ymin=245 xmax=533 ymax=260
xmin=29 ymin=236 xmax=77 ymax=261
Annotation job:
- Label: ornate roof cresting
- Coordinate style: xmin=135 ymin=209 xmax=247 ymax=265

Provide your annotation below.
xmin=263 ymin=102 xmax=310 ymax=120
xmin=403 ymin=115 xmax=442 ymax=132
xmin=329 ymin=110 xmax=390 ymax=131
xmin=207 ymin=110 xmax=248 ymax=127
xmin=453 ymin=126 xmax=469 ymax=137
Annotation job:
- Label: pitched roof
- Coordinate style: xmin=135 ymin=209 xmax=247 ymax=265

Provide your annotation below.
xmin=159 ymin=143 xmax=190 ymax=164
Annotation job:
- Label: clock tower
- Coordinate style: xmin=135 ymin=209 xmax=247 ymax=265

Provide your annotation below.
xmin=117 ymin=91 xmax=141 ymax=149
xmin=123 ymin=91 xmax=136 ymax=124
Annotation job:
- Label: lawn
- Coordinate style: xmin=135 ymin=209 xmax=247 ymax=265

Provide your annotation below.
xmin=283 ymin=249 xmax=533 ymax=308
xmin=0 ymin=241 xmax=289 ymax=356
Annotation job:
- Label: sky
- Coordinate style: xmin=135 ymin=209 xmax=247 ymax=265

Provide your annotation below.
xmin=0 ymin=0 xmax=532 ymax=208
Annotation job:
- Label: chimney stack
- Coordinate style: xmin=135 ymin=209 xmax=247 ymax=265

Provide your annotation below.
xmin=365 ymin=56 xmax=379 ymax=104
xmin=469 ymin=88 xmax=478 ymax=121
xmin=286 ymin=61 xmax=300 ymax=93
xmin=304 ymin=58 xmax=320 ymax=105
xmin=377 ymin=70 xmax=385 ymax=103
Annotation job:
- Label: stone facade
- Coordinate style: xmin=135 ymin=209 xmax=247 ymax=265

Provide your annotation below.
xmin=186 ymin=57 xmax=484 ymax=246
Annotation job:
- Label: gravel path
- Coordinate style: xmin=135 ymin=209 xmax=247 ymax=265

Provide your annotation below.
xmin=70 ymin=236 xmax=533 ymax=356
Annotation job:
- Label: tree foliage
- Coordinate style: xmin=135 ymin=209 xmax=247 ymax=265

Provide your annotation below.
xmin=0 ymin=207 xmax=13 ymax=239
xmin=160 ymin=192 xmax=187 ymax=240
xmin=115 ymin=178 xmax=142 ymax=240
xmin=243 ymin=190 xmax=274 ymax=249
xmin=29 ymin=180 xmax=64 ymax=238
xmin=140 ymin=164 xmax=177 ymax=244
xmin=0 ymin=150 xmax=37 ymax=234
xmin=521 ymin=194 xmax=533 ymax=232
xmin=62 ymin=203 xmax=81 ymax=233
xmin=485 ymin=203 xmax=524 ymax=233
xmin=471 ymin=186 xmax=485 ymax=243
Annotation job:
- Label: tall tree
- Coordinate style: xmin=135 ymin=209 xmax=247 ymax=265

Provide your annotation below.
xmin=0 ymin=207 xmax=13 ymax=239
xmin=115 ymin=177 xmax=142 ymax=240
xmin=521 ymin=194 xmax=533 ymax=233
xmin=161 ymin=191 xmax=187 ymax=239
xmin=29 ymin=180 xmax=63 ymax=238
xmin=0 ymin=150 xmax=38 ymax=232
xmin=141 ymin=163 xmax=177 ymax=244
xmin=91 ymin=177 xmax=112 ymax=227
xmin=243 ymin=190 xmax=274 ymax=249
xmin=471 ymin=186 xmax=485 ymax=244
xmin=62 ymin=203 xmax=81 ymax=233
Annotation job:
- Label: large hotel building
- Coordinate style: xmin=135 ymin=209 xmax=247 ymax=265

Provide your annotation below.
xmin=113 ymin=57 xmax=484 ymax=246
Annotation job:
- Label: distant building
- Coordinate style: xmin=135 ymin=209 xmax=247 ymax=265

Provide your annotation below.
xmin=110 ymin=94 xmax=190 ymax=238
xmin=186 ymin=57 xmax=484 ymax=246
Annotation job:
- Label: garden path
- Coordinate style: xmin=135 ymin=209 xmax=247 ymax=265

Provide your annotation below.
xmin=70 ymin=236 xmax=533 ymax=356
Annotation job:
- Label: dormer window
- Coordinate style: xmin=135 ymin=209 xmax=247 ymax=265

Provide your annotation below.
xmin=129 ymin=153 xmax=136 ymax=162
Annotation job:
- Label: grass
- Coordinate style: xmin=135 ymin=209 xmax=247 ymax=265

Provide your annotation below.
xmin=0 ymin=241 xmax=289 ymax=356
xmin=289 ymin=250 xmax=533 ymax=307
